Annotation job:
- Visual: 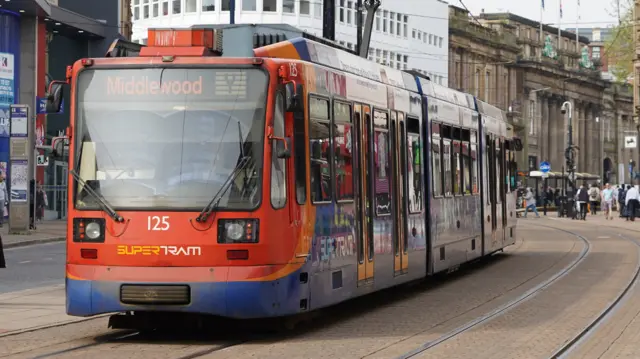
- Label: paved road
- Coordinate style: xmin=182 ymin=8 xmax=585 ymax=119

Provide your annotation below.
xmin=0 ymin=242 xmax=65 ymax=294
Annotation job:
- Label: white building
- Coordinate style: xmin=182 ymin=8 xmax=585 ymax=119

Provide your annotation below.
xmin=131 ymin=0 xmax=449 ymax=85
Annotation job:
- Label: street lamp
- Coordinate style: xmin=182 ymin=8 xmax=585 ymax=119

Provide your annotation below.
xmin=562 ymin=101 xmax=575 ymax=195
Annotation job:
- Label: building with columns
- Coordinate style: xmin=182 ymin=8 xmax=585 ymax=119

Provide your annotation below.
xmin=471 ymin=12 xmax=636 ymax=183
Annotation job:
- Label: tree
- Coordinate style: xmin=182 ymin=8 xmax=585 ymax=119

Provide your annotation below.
xmin=606 ymin=0 xmax=634 ymax=83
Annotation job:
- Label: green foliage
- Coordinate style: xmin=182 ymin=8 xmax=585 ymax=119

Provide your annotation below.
xmin=606 ymin=0 xmax=634 ymax=83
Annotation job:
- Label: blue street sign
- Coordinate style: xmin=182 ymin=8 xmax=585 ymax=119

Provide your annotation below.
xmin=539 ymin=161 xmax=551 ymax=173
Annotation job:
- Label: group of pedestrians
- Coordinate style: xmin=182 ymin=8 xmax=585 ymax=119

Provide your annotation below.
xmin=522 ymin=182 xmax=640 ymax=221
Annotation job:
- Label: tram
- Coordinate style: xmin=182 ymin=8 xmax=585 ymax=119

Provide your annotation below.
xmin=45 ymin=27 xmax=520 ymax=324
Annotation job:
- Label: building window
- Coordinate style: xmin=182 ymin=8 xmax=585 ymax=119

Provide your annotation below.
xmin=592 ymin=46 xmax=601 ymax=59
xmin=439 ymin=37 xmax=443 ymax=48
xmin=133 ymin=6 xmax=140 ymax=20
xmin=242 ymin=0 xmax=256 ymax=11
xmin=375 ymin=15 xmax=380 ymax=31
xmin=347 ymin=1 xmax=352 ymax=24
xmin=412 ymin=29 xmax=416 ymax=38
xmin=202 ymin=0 xmax=215 ymax=11
xmin=383 ymin=10 xmax=388 ymax=32
xmin=185 ymin=0 xmax=196 ymax=12
xmin=263 ymin=0 xmax=276 ymax=11
xmin=172 ymin=0 xmax=180 ymax=14
xmin=162 ymin=0 xmax=169 ymax=14
xmin=143 ymin=3 xmax=149 ymax=18
xmin=428 ymin=34 xmax=432 ymax=44
xmin=300 ymin=0 xmax=310 ymax=14
xmin=283 ymin=0 xmax=294 ymax=13
xmin=389 ymin=12 xmax=394 ymax=34
xmin=152 ymin=0 xmax=159 ymax=17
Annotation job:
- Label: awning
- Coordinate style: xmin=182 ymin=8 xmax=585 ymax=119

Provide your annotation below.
xmin=0 ymin=0 xmax=107 ymax=39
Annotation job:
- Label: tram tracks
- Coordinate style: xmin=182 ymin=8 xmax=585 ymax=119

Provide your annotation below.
xmin=392 ymin=223 xmax=593 ymax=359
xmin=389 ymin=222 xmax=640 ymax=359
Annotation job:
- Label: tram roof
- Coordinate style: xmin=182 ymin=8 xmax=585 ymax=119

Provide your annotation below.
xmin=253 ymin=37 xmax=419 ymax=93
xmin=411 ymin=75 xmax=476 ymax=110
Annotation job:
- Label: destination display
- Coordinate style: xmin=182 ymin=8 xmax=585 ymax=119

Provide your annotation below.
xmin=78 ymin=68 xmax=268 ymax=103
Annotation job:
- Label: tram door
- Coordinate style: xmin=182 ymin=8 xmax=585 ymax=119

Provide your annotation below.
xmin=391 ymin=111 xmax=408 ymax=275
xmin=487 ymin=135 xmax=498 ymax=245
xmin=494 ymin=137 xmax=505 ymax=246
xmin=355 ymin=104 xmax=374 ymax=286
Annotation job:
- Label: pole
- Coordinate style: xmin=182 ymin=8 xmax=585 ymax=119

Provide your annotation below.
xmin=575 ymin=0 xmax=579 ymax=51
xmin=539 ymin=3 xmax=543 ymax=60
xmin=557 ymin=0 xmax=561 ymax=50
xmin=323 ymin=0 xmax=336 ymax=41
xmin=356 ymin=0 xmax=363 ymax=54
xmin=230 ymin=0 xmax=235 ymax=24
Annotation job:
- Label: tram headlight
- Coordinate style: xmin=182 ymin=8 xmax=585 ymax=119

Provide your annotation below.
xmin=226 ymin=223 xmax=244 ymax=241
xmin=85 ymin=222 xmax=101 ymax=240
xmin=217 ymin=219 xmax=260 ymax=244
xmin=72 ymin=218 xmax=106 ymax=243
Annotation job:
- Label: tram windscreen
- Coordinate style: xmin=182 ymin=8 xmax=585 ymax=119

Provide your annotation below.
xmin=73 ymin=67 xmax=268 ymax=210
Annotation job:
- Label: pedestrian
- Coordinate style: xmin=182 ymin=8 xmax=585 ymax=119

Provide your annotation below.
xmin=588 ymin=183 xmax=600 ymax=215
xmin=0 ymin=173 xmax=7 ymax=228
xmin=619 ymin=184 xmax=628 ymax=218
xmin=575 ymin=184 xmax=589 ymax=220
xmin=625 ymin=184 xmax=640 ymax=222
xmin=523 ymin=188 xmax=540 ymax=218
xmin=601 ymin=183 xmax=614 ymax=220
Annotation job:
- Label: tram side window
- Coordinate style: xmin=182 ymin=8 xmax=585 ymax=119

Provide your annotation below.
xmin=470 ymin=145 xmax=478 ymax=194
xmin=442 ymin=139 xmax=452 ymax=196
xmin=333 ymin=101 xmax=354 ymax=201
xmin=462 ymin=142 xmax=471 ymax=194
xmin=374 ymin=110 xmax=391 ymax=215
xmin=453 ymin=140 xmax=461 ymax=195
xmin=407 ymin=117 xmax=422 ymax=213
xmin=293 ymin=104 xmax=307 ymax=204
xmin=309 ymin=97 xmax=332 ymax=203
xmin=270 ymin=93 xmax=287 ymax=209
xmin=431 ymin=123 xmax=442 ymax=197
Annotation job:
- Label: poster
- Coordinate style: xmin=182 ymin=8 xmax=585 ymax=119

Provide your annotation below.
xmin=10 ymin=160 xmax=27 ymax=202
xmin=10 ymin=106 xmax=27 ymax=137
xmin=0 ymin=52 xmax=14 ymax=138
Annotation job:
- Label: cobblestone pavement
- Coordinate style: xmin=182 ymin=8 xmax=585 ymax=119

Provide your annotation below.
xmin=1 ymin=219 xmax=637 ymax=359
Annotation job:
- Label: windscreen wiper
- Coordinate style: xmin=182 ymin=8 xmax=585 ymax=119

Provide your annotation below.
xmin=195 ymin=156 xmax=250 ymax=223
xmin=70 ymin=169 xmax=124 ymax=222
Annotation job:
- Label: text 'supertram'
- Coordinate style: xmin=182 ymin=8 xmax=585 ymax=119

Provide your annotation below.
xmin=45 ymin=27 xmax=520 ymax=325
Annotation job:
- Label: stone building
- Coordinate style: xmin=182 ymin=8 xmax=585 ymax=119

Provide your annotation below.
xmin=476 ymin=12 xmax=615 ymax=179
xmin=603 ymin=84 xmax=636 ymax=184
xmin=447 ymin=6 xmax=520 ymax=112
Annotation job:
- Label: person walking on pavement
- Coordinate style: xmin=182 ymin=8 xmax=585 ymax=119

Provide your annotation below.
xmin=588 ymin=183 xmax=600 ymax=215
xmin=576 ymin=184 xmax=589 ymax=220
xmin=523 ymin=188 xmax=540 ymax=218
xmin=619 ymin=185 xmax=628 ymax=218
xmin=601 ymin=183 xmax=614 ymax=220
xmin=0 ymin=173 xmax=7 ymax=228
xmin=625 ymin=184 xmax=640 ymax=222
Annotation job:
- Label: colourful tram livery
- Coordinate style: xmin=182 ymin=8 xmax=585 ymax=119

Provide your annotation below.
xmin=46 ymin=27 xmax=520 ymax=324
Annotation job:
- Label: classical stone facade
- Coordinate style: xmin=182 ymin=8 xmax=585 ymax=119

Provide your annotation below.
xmin=448 ymin=9 xmax=636 ymax=181
xmin=481 ymin=13 xmax=632 ymax=181
xmin=447 ymin=6 xmax=520 ymax=112
xmin=603 ymin=84 xmax=636 ymax=184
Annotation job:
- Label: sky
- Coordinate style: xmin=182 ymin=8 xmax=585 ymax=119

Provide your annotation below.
xmin=460 ymin=0 xmax=624 ymax=29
